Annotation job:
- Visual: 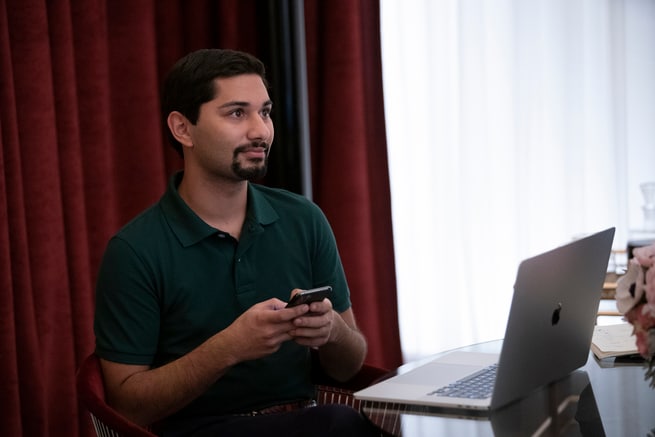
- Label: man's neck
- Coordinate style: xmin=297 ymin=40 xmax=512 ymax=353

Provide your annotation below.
xmin=178 ymin=170 xmax=248 ymax=239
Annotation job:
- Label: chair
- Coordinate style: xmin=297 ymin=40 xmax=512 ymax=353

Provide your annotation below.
xmin=77 ymin=353 xmax=388 ymax=437
xmin=76 ymin=354 xmax=157 ymax=437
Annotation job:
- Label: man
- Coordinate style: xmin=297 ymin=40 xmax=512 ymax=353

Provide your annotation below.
xmin=94 ymin=49 xmax=380 ymax=436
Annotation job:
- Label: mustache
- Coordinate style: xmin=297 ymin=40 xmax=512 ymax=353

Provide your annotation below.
xmin=234 ymin=142 xmax=270 ymax=155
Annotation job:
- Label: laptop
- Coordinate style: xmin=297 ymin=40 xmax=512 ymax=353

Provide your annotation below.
xmin=355 ymin=227 xmax=615 ymax=413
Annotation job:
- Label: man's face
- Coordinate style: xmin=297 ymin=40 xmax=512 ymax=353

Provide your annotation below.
xmin=186 ymin=74 xmax=274 ymax=182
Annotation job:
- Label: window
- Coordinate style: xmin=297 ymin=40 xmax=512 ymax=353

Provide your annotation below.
xmin=381 ymin=0 xmax=655 ymax=361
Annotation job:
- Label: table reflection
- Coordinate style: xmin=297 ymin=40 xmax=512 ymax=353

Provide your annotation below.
xmin=360 ymin=341 xmax=655 ymax=436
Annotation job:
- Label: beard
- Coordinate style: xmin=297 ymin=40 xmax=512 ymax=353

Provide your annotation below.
xmin=231 ymin=142 xmax=270 ymax=181
xmin=232 ymin=160 xmax=268 ymax=181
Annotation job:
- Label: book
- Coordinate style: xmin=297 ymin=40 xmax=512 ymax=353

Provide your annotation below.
xmin=591 ymin=323 xmax=639 ymax=359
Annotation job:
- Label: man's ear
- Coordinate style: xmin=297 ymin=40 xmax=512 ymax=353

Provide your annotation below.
xmin=167 ymin=111 xmax=194 ymax=148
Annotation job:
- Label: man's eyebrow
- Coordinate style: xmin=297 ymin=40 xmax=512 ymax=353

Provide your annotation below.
xmin=219 ymin=100 xmax=273 ymax=109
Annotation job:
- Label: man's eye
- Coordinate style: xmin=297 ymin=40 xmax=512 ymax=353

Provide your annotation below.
xmin=261 ymin=108 xmax=272 ymax=118
xmin=231 ymin=109 xmax=244 ymax=117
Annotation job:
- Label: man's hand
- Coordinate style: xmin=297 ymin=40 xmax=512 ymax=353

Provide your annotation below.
xmin=222 ymin=298 xmax=311 ymax=362
xmin=285 ymin=287 xmax=368 ymax=382
xmin=288 ymin=296 xmax=336 ymax=348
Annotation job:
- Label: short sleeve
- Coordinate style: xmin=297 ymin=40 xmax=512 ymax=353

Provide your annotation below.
xmin=94 ymin=236 xmax=161 ymax=365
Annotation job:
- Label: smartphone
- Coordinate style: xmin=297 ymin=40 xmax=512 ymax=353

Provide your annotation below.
xmin=285 ymin=286 xmax=333 ymax=308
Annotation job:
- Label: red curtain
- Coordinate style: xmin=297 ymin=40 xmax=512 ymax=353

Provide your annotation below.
xmin=304 ymin=0 xmax=402 ymax=370
xmin=0 ymin=0 xmax=401 ymax=435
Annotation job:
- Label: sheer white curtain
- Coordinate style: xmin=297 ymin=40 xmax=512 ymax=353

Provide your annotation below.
xmin=381 ymin=0 xmax=655 ymax=362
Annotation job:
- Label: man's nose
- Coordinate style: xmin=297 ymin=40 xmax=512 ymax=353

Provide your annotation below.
xmin=247 ymin=115 xmax=272 ymax=141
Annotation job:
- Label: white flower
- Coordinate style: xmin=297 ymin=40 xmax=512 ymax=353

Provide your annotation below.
xmin=616 ymin=258 xmax=646 ymax=314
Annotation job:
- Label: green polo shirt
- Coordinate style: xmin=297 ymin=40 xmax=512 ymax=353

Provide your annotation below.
xmin=94 ymin=171 xmax=352 ymax=417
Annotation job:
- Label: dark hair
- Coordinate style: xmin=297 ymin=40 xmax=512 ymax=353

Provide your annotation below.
xmin=161 ymin=49 xmax=268 ymax=156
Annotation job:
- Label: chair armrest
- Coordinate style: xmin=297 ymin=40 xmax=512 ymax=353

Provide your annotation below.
xmin=312 ymin=359 xmax=389 ymax=409
xmin=76 ymin=354 xmax=157 ymax=437
xmin=312 ymin=363 xmax=389 ymax=391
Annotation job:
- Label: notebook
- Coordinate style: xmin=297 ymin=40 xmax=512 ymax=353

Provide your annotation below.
xmin=355 ymin=227 xmax=615 ymax=413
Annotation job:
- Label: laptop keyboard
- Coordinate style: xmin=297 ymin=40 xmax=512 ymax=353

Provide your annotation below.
xmin=428 ymin=363 xmax=498 ymax=399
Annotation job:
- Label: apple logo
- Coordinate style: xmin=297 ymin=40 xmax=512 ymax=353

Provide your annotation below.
xmin=551 ymin=302 xmax=562 ymax=326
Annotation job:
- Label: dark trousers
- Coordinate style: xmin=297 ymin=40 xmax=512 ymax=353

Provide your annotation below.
xmin=159 ymin=404 xmax=384 ymax=437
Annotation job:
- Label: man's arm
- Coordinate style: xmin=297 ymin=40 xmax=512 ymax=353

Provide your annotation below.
xmin=100 ymin=336 xmax=234 ymax=426
xmin=317 ymin=308 xmax=368 ymax=381
xmin=290 ymin=300 xmax=367 ymax=382
xmin=100 ymin=299 xmax=309 ymax=426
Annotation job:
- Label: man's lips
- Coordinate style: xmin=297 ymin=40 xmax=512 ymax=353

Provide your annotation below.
xmin=239 ymin=147 xmax=267 ymax=160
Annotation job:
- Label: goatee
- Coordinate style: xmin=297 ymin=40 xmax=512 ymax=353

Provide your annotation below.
xmin=232 ymin=142 xmax=269 ymax=181
xmin=232 ymin=161 xmax=268 ymax=181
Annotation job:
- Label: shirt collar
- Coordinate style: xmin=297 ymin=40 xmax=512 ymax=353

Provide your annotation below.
xmin=160 ymin=171 xmax=278 ymax=247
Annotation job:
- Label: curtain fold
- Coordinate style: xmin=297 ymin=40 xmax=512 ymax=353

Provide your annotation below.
xmin=1 ymin=0 xmax=399 ymax=435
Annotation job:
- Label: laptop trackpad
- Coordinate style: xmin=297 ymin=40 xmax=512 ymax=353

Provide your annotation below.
xmin=393 ymin=352 xmax=498 ymax=387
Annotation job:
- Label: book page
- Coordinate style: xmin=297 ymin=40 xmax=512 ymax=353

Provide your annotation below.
xmin=591 ymin=323 xmax=638 ymax=359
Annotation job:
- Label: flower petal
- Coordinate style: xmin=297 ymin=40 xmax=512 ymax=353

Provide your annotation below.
xmin=633 ymin=243 xmax=655 ymax=268
xmin=616 ymin=259 xmax=645 ymax=314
